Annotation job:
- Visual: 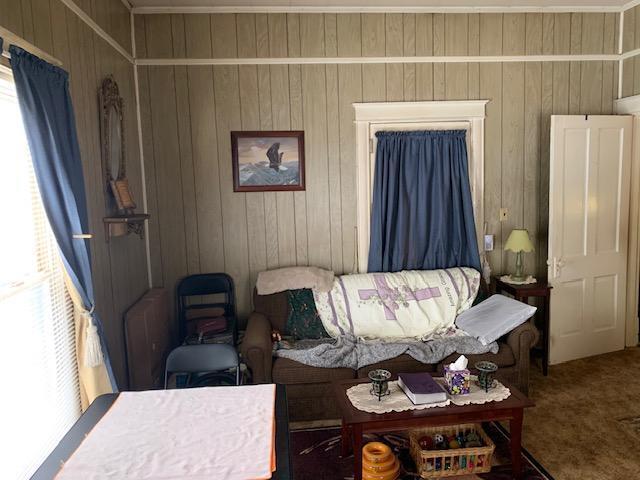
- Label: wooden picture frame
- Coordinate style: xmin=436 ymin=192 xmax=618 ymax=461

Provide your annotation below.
xmin=109 ymin=178 xmax=136 ymax=212
xmin=231 ymin=131 xmax=305 ymax=192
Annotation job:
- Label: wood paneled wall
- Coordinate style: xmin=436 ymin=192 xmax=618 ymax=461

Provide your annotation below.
xmin=0 ymin=0 xmax=148 ymax=387
xmin=622 ymin=5 xmax=640 ymax=96
xmin=135 ymin=12 xmax=618 ymax=319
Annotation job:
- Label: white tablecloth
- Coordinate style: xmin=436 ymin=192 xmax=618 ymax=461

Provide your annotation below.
xmin=57 ymin=384 xmax=276 ymax=480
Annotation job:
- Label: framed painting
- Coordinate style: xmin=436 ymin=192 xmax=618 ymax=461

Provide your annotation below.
xmin=231 ymin=131 xmax=305 ymax=192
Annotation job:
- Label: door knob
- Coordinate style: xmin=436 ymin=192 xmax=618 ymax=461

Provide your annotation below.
xmin=547 ymin=257 xmax=565 ymax=278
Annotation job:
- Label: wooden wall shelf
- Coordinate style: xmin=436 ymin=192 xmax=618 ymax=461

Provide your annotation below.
xmin=103 ymin=214 xmax=150 ymax=241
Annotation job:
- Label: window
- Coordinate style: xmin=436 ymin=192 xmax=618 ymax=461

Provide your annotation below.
xmin=353 ymin=100 xmax=488 ymax=273
xmin=0 ymin=69 xmax=81 ymax=479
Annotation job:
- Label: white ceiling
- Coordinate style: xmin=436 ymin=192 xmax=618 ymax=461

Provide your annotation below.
xmin=128 ymin=0 xmax=630 ymax=11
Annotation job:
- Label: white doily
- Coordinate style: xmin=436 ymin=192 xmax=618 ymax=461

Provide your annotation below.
xmin=346 ymin=377 xmax=511 ymax=414
xmin=499 ymin=274 xmax=537 ymax=285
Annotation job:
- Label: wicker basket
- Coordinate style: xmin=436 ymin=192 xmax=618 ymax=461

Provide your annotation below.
xmin=409 ymin=423 xmax=495 ymax=478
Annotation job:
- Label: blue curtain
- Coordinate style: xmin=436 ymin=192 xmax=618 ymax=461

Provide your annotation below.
xmin=368 ymin=130 xmax=481 ymax=273
xmin=9 ymin=45 xmax=117 ymax=389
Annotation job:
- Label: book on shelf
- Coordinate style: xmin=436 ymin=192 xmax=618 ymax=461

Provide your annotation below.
xmin=398 ymin=372 xmax=448 ymax=405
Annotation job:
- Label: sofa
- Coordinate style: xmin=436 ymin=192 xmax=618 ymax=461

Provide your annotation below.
xmin=241 ymin=287 xmax=540 ymax=422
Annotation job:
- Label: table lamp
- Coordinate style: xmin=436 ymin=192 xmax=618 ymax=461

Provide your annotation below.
xmin=504 ymin=229 xmax=534 ymax=282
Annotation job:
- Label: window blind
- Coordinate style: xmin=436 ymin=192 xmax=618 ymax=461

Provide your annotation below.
xmin=0 ymin=70 xmax=81 ymax=479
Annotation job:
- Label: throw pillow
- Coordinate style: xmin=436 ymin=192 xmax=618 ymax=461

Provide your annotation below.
xmin=455 ymin=294 xmax=536 ymax=345
xmin=285 ymin=289 xmax=330 ymax=340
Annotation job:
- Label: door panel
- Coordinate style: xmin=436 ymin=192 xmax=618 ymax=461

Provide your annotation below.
xmin=593 ymin=274 xmax=617 ymax=331
xmin=549 ymin=115 xmax=632 ymax=364
xmin=595 ymin=129 xmax=624 ymax=254
xmin=560 ymin=128 xmax=589 ymax=257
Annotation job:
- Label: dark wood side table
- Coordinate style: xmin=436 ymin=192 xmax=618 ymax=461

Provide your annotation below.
xmin=493 ymin=276 xmax=552 ymax=376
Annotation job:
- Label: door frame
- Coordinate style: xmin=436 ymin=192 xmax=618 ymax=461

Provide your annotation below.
xmin=614 ymin=95 xmax=640 ymax=347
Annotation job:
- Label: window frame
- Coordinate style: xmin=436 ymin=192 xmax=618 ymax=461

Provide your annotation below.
xmin=0 ymin=64 xmax=82 ymax=479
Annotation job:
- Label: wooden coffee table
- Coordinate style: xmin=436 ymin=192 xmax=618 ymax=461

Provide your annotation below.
xmin=333 ymin=378 xmax=534 ymax=480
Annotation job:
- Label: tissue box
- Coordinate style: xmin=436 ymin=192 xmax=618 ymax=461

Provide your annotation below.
xmin=444 ymin=366 xmax=470 ymax=395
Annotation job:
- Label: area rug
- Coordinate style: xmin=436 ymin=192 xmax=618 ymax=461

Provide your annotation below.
xmin=290 ymin=423 xmax=553 ymax=480
xmin=617 ymin=415 xmax=640 ymax=439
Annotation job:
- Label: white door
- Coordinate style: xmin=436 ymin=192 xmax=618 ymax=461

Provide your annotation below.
xmin=548 ymin=115 xmax=632 ymax=364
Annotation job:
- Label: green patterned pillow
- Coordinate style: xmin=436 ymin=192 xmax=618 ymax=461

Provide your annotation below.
xmin=285 ymin=289 xmax=330 ymax=340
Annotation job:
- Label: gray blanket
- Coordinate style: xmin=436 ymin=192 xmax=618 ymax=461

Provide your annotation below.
xmin=274 ymin=332 xmax=498 ymax=370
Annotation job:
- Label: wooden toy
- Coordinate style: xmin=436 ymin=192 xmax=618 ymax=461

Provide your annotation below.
xmin=361 ymin=442 xmax=400 ymax=480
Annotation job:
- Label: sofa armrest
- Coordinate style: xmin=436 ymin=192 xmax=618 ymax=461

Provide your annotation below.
xmin=240 ymin=312 xmax=273 ymax=383
xmin=506 ymin=321 xmax=539 ymax=359
xmin=505 ymin=321 xmax=540 ymax=395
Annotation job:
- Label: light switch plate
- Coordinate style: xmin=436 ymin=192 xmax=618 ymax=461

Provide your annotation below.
xmin=499 ymin=208 xmax=508 ymax=221
xmin=484 ymin=234 xmax=494 ymax=251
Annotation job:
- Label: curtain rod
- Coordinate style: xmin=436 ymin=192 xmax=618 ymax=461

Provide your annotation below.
xmin=0 ymin=26 xmax=63 ymax=67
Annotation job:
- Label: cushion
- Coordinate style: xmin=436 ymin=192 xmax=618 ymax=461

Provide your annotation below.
xmin=256 ymin=266 xmax=334 ymax=295
xmin=455 ymin=294 xmax=536 ymax=345
xmin=437 ymin=343 xmax=516 ymax=372
xmin=272 ymin=358 xmax=355 ymax=384
xmin=356 ymin=355 xmax=436 ymax=378
xmin=252 ymin=289 xmax=289 ymax=332
xmin=285 ymin=289 xmax=330 ymax=340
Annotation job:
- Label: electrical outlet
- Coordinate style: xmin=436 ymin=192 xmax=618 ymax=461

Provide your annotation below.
xmin=499 ymin=208 xmax=508 ymax=222
xmin=484 ymin=234 xmax=494 ymax=251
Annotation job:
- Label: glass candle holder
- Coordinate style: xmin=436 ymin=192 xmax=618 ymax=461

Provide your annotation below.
xmin=368 ymin=369 xmax=391 ymax=401
xmin=475 ymin=361 xmax=498 ymax=392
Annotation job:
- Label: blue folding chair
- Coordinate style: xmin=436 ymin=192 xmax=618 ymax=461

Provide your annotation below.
xmin=164 ymin=344 xmax=241 ymax=389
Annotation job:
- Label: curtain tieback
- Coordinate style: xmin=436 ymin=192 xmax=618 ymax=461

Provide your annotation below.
xmin=83 ymin=306 xmax=104 ymax=368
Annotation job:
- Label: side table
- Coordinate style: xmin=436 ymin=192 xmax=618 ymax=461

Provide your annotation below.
xmin=493 ymin=276 xmax=552 ymax=376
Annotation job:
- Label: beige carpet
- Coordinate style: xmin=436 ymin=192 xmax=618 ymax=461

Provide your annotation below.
xmin=291 ymin=348 xmax=640 ymax=479
xmin=524 ymin=347 xmax=640 ymax=480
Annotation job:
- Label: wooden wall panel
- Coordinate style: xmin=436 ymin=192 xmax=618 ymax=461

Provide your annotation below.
xmin=501 ymin=13 xmax=526 ymax=274
xmin=136 ymin=12 xmax=619 ymax=316
xmin=0 ymin=0 xmax=148 ymax=387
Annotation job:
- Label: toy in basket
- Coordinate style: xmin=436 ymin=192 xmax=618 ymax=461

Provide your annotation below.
xmin=362 ymin=442 xmax=400 ymax=480
xmin=409 ymin=423 xmax=495 ymax=478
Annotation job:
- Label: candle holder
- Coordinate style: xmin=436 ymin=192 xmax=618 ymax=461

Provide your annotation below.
xmin=475 ymin=361 xmax=498 ymax=392
xmin=368 ymin=369 xmax=391 ymax=401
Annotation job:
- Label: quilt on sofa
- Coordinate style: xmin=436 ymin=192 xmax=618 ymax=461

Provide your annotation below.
xmin=313 ymin=268 xmax=480 ymax=339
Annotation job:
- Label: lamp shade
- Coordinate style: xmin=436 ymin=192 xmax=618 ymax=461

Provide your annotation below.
xmin=504 ymin=229 xmax=534 ymax=253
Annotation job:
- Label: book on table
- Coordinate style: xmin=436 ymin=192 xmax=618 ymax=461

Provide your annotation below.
xmin=398 ymin=372 xmax=448 ymax=404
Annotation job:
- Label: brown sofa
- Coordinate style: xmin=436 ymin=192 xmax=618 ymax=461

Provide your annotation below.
xmin=241 ymin=289 xmax=539 ymax=422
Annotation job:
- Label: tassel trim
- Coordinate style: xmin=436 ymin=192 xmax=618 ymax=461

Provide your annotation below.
xmin=84 ymin=309 xmax=104 ymax=368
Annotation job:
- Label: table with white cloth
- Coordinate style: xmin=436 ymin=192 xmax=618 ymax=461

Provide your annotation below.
xmin=32 ymin=384 xmax=290 ymax=480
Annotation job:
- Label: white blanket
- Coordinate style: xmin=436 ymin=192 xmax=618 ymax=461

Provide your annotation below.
xmin=313 ymin=268 xmax=480 ymax=340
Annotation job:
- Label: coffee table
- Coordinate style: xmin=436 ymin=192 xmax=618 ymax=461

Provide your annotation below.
xmin=333 ymin=378 xmax=534 ymax=480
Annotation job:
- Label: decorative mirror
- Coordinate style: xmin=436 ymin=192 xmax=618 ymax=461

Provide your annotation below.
xmin=100 ymin=75 xmax=126 ymax=185
xmin=99 ymin=76 xmax=148 ymax=240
